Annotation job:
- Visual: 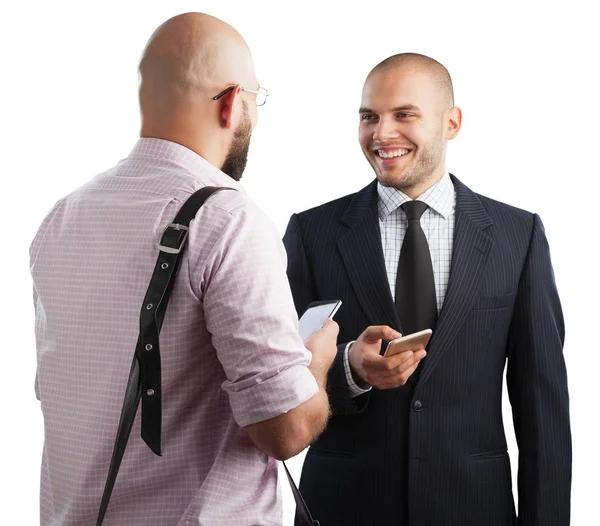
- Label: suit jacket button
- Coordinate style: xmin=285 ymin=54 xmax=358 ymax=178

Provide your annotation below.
xmin=413 ymin=400 xmax=423 ymax=412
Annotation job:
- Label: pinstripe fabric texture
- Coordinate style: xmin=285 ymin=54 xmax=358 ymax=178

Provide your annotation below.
xmin=30 ymin=138 xmax=318 ymax=526
xmin=283 ymin=174 xmax=571 ymax=526
xmin=344 ymin=173 xmax=455 ymax=396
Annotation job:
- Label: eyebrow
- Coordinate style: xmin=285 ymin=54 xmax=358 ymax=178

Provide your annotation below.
xmin=359 ymin=104 xmax=421 ymax=113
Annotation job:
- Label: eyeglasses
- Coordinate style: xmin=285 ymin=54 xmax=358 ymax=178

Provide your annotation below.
xmin=212 ymin=85 xmax=270 ymax=107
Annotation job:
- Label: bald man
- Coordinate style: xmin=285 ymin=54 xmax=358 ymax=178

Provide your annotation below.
xmin=30 ymin=13 xmax=338 ymax=525
xmin=283 ymin=53 xmax=571 ymax=525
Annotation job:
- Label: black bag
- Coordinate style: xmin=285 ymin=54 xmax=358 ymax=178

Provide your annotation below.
xmin=96 ymin=187 xmax=318 ymax=525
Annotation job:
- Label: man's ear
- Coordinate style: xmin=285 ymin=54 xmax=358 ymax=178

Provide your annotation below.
xmin=218 ymin=85 xmax=242 ymax=130
xmin=445 ymin=106 xmax=462 ymax=140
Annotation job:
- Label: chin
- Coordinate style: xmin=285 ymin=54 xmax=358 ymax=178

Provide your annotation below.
xmin=376 ymin=170 xmax=412 ymax=190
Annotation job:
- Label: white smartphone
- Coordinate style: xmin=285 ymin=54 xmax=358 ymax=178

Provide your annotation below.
xmin=298 ymin=300 xmax=342 ymax=342
xmin=383 ymin=328 xmax=432 ymax=357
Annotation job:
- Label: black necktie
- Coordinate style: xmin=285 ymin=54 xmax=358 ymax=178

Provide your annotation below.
xmin=395 ymin=200 xmax=438 ymax=335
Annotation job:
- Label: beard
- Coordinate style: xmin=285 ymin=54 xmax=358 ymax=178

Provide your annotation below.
xmin=372 ymin=131 xmax=445 ymax=191
xmin=221 ymin=101 xmax=252 ymax=182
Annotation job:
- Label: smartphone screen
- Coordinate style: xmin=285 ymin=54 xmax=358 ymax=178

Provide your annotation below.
xmin=298 ymin=300 xmax=342 ymax=342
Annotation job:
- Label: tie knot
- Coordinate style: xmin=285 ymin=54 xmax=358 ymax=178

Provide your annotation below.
xmin=401 ymin=200 xmax=429 ymax=220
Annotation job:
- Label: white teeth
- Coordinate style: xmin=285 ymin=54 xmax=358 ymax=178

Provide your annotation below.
xmin=377 ymin=149 xmax=410 ymax=159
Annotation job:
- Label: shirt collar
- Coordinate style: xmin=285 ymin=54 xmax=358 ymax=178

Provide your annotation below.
xmin=127 ymin=138 xmax=244 ymax=192
xmin=377 ymin=172 xmax=454 ymax=220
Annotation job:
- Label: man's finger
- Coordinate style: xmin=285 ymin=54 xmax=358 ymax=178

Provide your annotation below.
xmin=377 ymin=351 xmax=427 ymax=379
xmin=379 ymin=355 xmax=416 ymax=378
xmin=386 ymin=348 xmax=420 ymax=367
xmin=361 ymin=325 xmax=402 ymax=343
xmin=396 ymin=350 xmax=426 ymax=373
xmin=320 ymin=318 xmax=340 ymax=337
xmin=396 ymin=362 xmax=420 ymax=386
xmin=376 ymin=362 xmax=418 ymax=389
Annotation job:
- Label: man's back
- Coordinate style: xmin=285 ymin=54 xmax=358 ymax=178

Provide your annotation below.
xmin=31 ymin=138 xmax=317 ymax=525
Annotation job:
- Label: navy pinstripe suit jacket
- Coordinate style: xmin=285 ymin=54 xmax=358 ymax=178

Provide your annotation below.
xmin=283 ymin=175 xmax=571 ymax=526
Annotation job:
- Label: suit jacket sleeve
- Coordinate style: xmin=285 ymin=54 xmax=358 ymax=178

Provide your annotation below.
xmin=283 ymin=213 xmax=369 ymax=416
xmin=506 ymin=213 xmax=571 ymax=525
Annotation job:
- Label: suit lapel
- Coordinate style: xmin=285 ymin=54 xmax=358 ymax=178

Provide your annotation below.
xmin=415 ymin=175 xmax=494 ymax=390
xmin=337 ymin=181 xmax=401 ymax=331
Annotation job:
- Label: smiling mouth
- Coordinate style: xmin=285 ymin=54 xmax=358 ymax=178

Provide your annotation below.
xmin=374 ymin=148 xmax=412 ymax=159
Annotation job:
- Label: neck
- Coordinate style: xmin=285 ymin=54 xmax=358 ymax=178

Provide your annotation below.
xmin=403 ymin=170 xmax=445 ymax=200
xmin=140 ymin=107 xmax=227 ymax=170
xmin=140 ymin=125 xmax=226 ymax=170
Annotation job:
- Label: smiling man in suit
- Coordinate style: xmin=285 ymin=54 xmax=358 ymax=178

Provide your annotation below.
xmin=283 ymin=53 xmax=571 ymax=526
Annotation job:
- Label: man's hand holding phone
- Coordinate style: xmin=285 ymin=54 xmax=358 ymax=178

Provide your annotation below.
xmin=300 ymin=301 xmax=342 ymax=386
xmin=348 ymin=326 xmax=428 ymax=390
xmin=304 ymin=318 xmax=339 ymax=375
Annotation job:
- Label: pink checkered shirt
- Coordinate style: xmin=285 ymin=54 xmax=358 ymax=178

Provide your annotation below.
xmin=30 ymin=138 xmax=318 ymax=525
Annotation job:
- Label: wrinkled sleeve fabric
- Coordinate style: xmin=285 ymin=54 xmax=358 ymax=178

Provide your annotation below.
xmin=190 ymin=194 xmax=318 ymax=428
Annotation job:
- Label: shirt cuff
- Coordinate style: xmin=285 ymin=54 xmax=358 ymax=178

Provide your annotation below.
xmin=227 ymin=363 xmax=319 ymax=428
xmin=343 ymin=341 xmax=372 ymax=397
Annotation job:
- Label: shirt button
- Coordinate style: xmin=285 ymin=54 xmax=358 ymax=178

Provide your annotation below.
xmin=413 ymin=400 xmax=423 ymax=412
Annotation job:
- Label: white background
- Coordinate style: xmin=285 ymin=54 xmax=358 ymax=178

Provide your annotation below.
xmin=1 ymin=1 xmax=599 ymax=524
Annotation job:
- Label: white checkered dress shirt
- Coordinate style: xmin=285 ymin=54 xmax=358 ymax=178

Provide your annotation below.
xmin=344 ymin=173 xmax=456 ymax=396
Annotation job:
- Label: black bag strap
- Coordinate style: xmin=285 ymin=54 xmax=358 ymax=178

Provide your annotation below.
xmin=97 ymin=186 xmax=318 ymax=525
xmin=283 ymin=461 xmax=320 ymax=526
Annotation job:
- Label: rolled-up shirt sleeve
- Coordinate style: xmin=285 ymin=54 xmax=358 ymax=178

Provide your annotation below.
xmin=193 ymin=193 xmax=318 ymax=428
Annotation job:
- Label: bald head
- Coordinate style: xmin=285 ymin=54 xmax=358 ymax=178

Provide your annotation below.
xmin=137 ymin=13 xmax=261 ymax=181
xmin=370 ymin=53 xmax=454 ymax=110
xmin=139 ymin=12 xmax=256 ymax=121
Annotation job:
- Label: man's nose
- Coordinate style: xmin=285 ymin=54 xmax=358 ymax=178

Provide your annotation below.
xmin=373 ymin=116 xmax=400 ymax=142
